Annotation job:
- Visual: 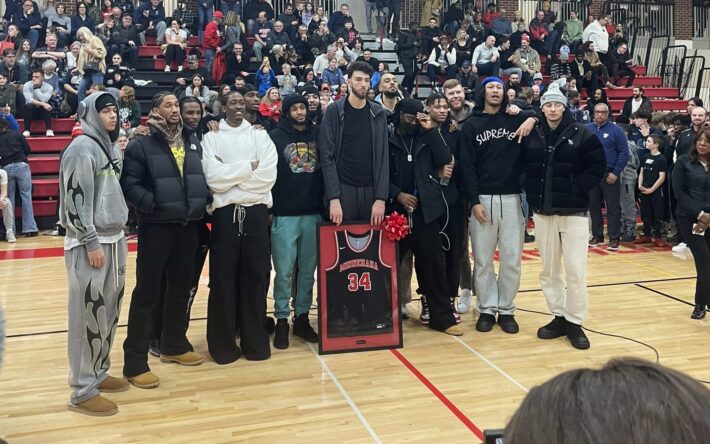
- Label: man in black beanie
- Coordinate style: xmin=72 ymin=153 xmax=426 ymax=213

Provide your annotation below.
xmin=388 ymin=98 xmax=462 ymax=336
xmin=268 ymin=94 xmax=323 ymax=349
xmin=300 ymin=85 xmax=323 ymax=125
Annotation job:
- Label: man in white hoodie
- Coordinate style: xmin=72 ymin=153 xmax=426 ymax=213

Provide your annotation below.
xmin=201 ymin=91 xmax=278 ymax=364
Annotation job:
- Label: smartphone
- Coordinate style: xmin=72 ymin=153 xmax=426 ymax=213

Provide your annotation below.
xmin=693 ymin=223 xmax=707 ymax=236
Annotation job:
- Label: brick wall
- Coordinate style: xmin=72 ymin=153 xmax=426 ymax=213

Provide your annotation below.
xmin=674 ymin=0 xmax=693 ymax=39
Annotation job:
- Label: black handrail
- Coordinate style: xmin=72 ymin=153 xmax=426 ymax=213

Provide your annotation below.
xmin=694 ymin=67 xmax=710 ymax=100
xmin=659 ymin=45 xmax=687 ymax=89
xmin=679 ymin=55 xmax=706 ymax=98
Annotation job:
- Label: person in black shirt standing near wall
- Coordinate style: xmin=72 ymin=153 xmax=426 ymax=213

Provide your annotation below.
xmin=319 ymin=61 xmax=388 ymax=226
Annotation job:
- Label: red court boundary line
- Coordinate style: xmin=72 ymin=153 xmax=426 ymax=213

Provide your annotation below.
xmin=390 ymin=349 xmax=484 ymax=440
xmin=0 ymin=243 xmax=138 ymax=261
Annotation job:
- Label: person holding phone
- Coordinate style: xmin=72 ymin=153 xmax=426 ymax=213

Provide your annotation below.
xmin=672 ymin=125 xmax=710 ymax=320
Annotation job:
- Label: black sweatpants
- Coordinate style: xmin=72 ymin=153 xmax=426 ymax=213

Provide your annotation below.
xmin=340 ymin=183 xmax=374 ymax=222
xmin=400 ymin=56 xmax=416 ymax=93
xmin=150 ymin=220 xmax=210 ymax=346
xmin=399 ymin=208 xmax=456 ymax=331
xmin=123 ymin=221 xmax=198 ymax=377
xmin=207 ymin=204 xmax=271 ymax=364
xmin=678 ymin=216 xmax=710 ymax=308
xmin=443 ymin=200 xmax=468 ymax=301
xmin=640 ymin=190 xmax=664 ymax=237
xmin=23 ymin=105 xmax=52 ymax=131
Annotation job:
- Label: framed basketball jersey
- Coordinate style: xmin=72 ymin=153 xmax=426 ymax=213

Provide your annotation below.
xmin=317 ymin=222 xmax=403 ymax=354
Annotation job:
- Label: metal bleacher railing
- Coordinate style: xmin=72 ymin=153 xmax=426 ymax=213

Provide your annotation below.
xmin=695 ymin=1 xmax=710 ymax=38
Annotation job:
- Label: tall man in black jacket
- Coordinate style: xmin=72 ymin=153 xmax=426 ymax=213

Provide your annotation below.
xmin=120 ymin=93 xmax=210 ymax=388
xmin=388 ymin=98 xmax=461 ymax=335
xmin=521 ymin=83 xmax=606 ymax=349
xmin=319 ymin=61 xmax=388 ymax=226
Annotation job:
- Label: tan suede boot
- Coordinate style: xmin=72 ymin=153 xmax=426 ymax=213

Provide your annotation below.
xmin=160 ymin=351 xmax=204 ymax=366
xmin=68 ymin=394 xmax=118 ymax=416
xmin=99 ymin=375 xmax=129 ymax=393
xmin=125 ymin=371 xmax=160 ymax=389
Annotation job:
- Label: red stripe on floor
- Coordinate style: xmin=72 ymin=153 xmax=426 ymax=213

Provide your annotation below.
xmin=0 ymin=242 xmax=138 ymax=260
xmin=390 ymin=348 xmax=484 ymax=440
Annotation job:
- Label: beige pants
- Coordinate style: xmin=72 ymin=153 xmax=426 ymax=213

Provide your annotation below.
xmin=533 ymin=213 xmax=589 ymax=325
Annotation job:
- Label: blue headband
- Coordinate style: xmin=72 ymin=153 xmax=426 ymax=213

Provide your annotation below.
xmin=480 ymin=76 xmax=505 ymax=88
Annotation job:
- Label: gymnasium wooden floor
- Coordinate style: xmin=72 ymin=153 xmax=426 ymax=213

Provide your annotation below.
xmin=0 ymin=233 xmax=707 ymax=443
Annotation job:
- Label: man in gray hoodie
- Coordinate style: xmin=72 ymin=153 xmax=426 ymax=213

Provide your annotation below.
xmin=60 ymin=92 xmax=129 ymax=416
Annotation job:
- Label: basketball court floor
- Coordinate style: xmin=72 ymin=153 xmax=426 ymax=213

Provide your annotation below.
xmin=0 ymin=234 xmax=707 ymax=443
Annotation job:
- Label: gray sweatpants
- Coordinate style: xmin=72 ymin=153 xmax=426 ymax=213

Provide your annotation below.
xmin=470 ymin=194 xmax=524 ymax=316
xmin=66 ymin=237 xmax=127 ymax=405
xmin=620 ymin=180 xmax=637 ymax=236
xmin=1 ymin=197 xmax=13 ymax=231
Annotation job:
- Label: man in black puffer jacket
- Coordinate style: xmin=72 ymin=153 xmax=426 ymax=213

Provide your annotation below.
xmin=522 ymin=83 xmax=606 ymax=350
xmin=120 ymin=92 xmax=210 ymax=389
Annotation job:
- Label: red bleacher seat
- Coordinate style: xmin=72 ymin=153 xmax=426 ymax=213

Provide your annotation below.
xmin=32 ymin=179 xmax=59 ymax=198
xmin=18 ymin=118 xmax=77 ymax=134
xmin=27 ymin=136 xmax=72 ymax=153
xmin=609 ymin=99 xmax=689 ymax=113
xmin=17 ymin=200 xmax=57 ymax=218
xmin=604 ymin=87 xmax=680 ymax=99
xmin=28 ymin=156 xmax=60 ymax=175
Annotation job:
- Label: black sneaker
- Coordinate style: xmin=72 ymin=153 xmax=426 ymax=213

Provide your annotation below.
xmin=607 ymin=239 xmax=620 ymax=251
xmin=475 ymin=313 xmax=496 ymax=332
xmin=24 ymin=231 xmax=38 ymax=238
xmin=537 ymin=316 xmax=567 ymax=339
xmin=588 ymin=237 xmax=604 ymax=247
xmin=148 ymin=339 xmax=160 ymax=358
xmin=565 ymin=321 xmax=590 ymax=349
xmin=498 ymin=314 xmax=519 ymax=334
xmin=292 ymin=313 xmax=319 ymax=343
xmin=273 ymin=318 xmax=289 ymax=349
xmin=691 ymin=305 xmax=706 ymax=320
xmin=524 ymin=232 xmax=535 ymax=243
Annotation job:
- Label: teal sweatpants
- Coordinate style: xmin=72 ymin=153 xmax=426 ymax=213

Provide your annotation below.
xmin=271 ymin=214 xmax=321 ymax=319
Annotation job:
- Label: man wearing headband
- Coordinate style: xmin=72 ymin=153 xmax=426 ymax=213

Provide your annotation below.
xmin=459 ymin=76 xmax=537 ymax=332
xmin=389 ymin=98 xmax=461 ymax=335
xmin=60 ymin=92 xmax=128 ymax=416
xmin=522 ymin=83 xmax=606 ymax=349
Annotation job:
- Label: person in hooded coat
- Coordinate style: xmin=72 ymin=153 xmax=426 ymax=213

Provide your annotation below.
xmin=60 ymin=92 xmax=129 ymax=416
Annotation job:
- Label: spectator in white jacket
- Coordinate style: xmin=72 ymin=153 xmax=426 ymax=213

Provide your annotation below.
xmin=582 ymin=14 xmax=610 ymax=62
xmin=426 ymin=35 xmax=458 ymax=88
xmin=22 ymin=68 xmax=54 ymax=137
xmin=200 ymin=90 xmax=277 ymax=365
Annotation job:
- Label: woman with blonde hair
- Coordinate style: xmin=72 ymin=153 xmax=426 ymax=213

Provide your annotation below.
xmin=220 ymin=11 xmax=246 ymax=54
xmin=258 ymin=87 xmax=282 ymax=122
xmin=75 ymin=26 xmax=106 ymax=101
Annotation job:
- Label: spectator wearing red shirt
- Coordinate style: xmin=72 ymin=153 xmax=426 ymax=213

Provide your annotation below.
xmin=482 ymin=2 xmax=500 ymax=28
xmin=203 ymin=11 xmax=223 ymax=74
xmin=528 ymin=11 xmax=550 ymax=55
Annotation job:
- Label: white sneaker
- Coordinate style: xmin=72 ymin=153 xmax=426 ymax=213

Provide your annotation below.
xmin=6 ymin=229 xmax=16 ymax=243
xmin=22 ymin=130 xmax=30 ymax=137
xmin=46 ymin=129 xmax=54 ymax=137
xmin=456 ymin=289 xmax=472 ymax=314
xmin=177 ymin=66 xmax=183 ymax=72
xmin=164 ymin=66 xmax=171 ymax=72
xmin=672 ymin=242 xmax=689 ymax=253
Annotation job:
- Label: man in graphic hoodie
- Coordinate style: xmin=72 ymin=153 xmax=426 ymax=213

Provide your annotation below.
xmin=201 ymin=91 xmax=278 ymax=364
xmin=60 ymin=92 xmax=129 ymax=416
xmin=268 ymin=94 xmax=322 ymax=350
xmin=459 ymin=76 xmax=537 ymax=335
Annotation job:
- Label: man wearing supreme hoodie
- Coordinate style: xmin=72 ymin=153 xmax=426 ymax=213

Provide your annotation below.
xmin=60 ymin=92 xmax=128 ymax=416
xmin=268 ymin=94 xmax=322 ymax=349
xmin=201 ymin=91 xmax=278 ymax=364
xmin=459 ymin=76 xmax=537 ymax=335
